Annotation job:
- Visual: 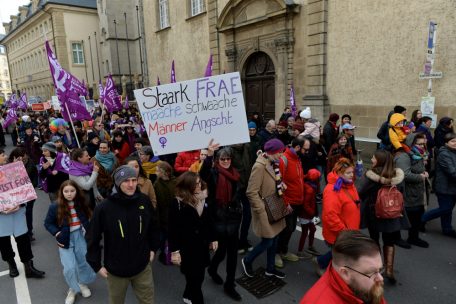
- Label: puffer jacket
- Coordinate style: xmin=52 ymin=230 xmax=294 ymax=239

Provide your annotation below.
xmin=394 ymin=133 xmax=426 ymax=208
xmin=174 ymin=150 xmax=200 ymax=174
xmin=434 ymin=146 xmax=456 ymax=195
xmin=279 ymin=148 xmax=305 ymax=206
xmin=322 ymin=172 xmax=360 ymax=244
xmin=301 ymin=119 xmax=321 ymax=143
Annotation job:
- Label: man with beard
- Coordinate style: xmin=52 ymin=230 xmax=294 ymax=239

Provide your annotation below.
xmin=300 ymin=230 xmax=386 ymax=304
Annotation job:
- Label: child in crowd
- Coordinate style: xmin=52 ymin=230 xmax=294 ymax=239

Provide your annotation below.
xmin=389 ymin=113 xmax=410 ymax=152
xmin=297 ymin=169 xmax=321 ymax=258
xmin=44 ymin=180 xmax=96 ymax=304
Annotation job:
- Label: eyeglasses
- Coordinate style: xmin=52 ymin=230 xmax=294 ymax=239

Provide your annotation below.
xmin=220 ymin=157 xmax=232 ymax=162
xmin=344 ymin=265 xmax=384 ymax=279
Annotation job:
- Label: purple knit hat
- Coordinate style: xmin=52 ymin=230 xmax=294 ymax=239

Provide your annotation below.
xmin=264 ymin=139 xmax=285 ymax=155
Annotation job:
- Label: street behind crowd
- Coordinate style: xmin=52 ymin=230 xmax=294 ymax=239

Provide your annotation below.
xmin=0 ymin=136 xmax=455 ymax=304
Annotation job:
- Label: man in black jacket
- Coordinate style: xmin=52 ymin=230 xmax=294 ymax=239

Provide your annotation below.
xmin=86 ymin=165 xmax=160 ymax=304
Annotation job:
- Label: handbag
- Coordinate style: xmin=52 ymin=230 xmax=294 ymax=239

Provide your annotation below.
xmin=261 ymin=192 xmax=292 ymax=224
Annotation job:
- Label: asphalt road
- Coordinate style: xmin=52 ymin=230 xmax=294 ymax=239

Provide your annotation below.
xmin=1 ymin=134 xmax=455 ymax=304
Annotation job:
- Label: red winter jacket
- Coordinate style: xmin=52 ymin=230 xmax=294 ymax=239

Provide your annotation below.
xmin=322 ymin=172 xmax=360 ymax=244
xmin=300 ymin=264 xmax=387 ymax=304
xmin=174 ymin=150 xmax=200 ymax=174
xmin=279 ymin=148 xmax=304 ymax=206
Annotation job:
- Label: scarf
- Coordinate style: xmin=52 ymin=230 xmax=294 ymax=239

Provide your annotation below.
xmin=215 ymin=164 xmax=240 ymax=206
xmin=95 ymin=150 xmax=116 ymax=173
xmin=69 ymin=160 xmax=94 ymax=176
xmin=333 ymin=176 xmax=353 ymax=191
xmin=142 ymin=161 xmax=158 ymax=176
xmin=411 ymin=145 xmax=428 ymax=161
xmin=261 ymin=152 xmax=284 ymax=196
xmin=329 ymin=121 xmax=339 ymax=133
xmin=45 ymin=156 xmax=55 ymax=166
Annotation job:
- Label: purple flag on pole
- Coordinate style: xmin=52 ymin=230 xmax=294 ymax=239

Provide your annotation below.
xmin=103 ymin=75 xmax=122 ymax=113
xmin=18 ymin=92 xmax=28 ymax=110
xmin=124 ymin=95 xmax=129 ymax=109
xmin=170 ymin=60 xmax=176 ymax=83
xmin=204 ymin=55 xmax=213 ymax=77
xmin=45 ymin=40 xmax=91 ymax=121
xmin=157 ymin=77 xmax=161 ymax=85
xmin=2 ymin=108 xmax=17 ymax=129
xmin=6 ymin=93 xmax=18 ymax=109
xmin=290 ymin=85 xmax=297 ymax=118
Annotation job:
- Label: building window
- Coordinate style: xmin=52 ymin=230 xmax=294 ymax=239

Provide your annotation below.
xmin=71 ymin=42 xmax=84 ymax=64
xmin=190 ymin=0 xmax=205 ymax=16
xmin=0 ymin=46 xmax=4 ymax=54
xmin=158 ymin=0 xmax=170 ymax=29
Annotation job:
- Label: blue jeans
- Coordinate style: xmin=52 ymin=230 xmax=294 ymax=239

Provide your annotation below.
xmin=244 ymin=236 xmax=278 ymax=272
xmin=59 ymin=229 xmax=96 ymax=292
xmin=422 ymin=193 xmax=456 ymax=233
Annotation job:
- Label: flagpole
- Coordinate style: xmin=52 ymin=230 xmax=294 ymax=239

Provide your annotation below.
xmin=64 ymin=102 xmax=81 ymax=148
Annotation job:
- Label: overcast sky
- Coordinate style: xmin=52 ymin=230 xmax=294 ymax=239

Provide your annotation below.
xmin=0 ymin=0 xmax=31 ymax=34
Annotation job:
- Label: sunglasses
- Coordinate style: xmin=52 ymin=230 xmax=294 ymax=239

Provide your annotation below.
xmin=220 ymin=157 xmax=232 ymax=162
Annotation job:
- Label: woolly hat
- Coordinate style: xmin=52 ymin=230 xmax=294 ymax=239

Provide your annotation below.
xmin=300 ymin=107 xmax=311 ymax=119
xmin=248 ymin=121 xmax=257 ymax=129
xmin=87 ymin=132 xmax=99 ymax=142
xmin=278 ymin=120 xmax=288 ymax=128
xmin=329 ymin=113 xmax=340 ymax=122
xmin=264 ymin=139 xmax=285 ymax=155
xmin=51 ymin=136 xmax=62 ymax=143
xmin=394 ymin=105 xmax=406 ymax=114
xmin=292 ymin=121 xmax=305 ymax=133
xmin=41 ymin=142 xmax=57 ymax=153
xmin=306 ymin=169 xmax=321 ymax=181
xmin=113 ymin=165 xmax=137 ymax=188
xmin=141 ymin=145 xmax=153 ymax=156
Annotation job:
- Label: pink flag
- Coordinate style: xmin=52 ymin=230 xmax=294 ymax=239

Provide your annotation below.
xmin=157 ymin=77 xmax=161 ymax=85
xmin=204 ymin=55 xmax=213 ymax=77
xmin=124 ymin=95 xmax=129 ymax=110
xmin=18 ymin=92 xmax=28 ymax=110
xmin=45 ymin=40 xmax=91 ymax=121
xmin=103 ymin=75 xmax=122 ymax=113
xmin=290 ymin=85 xmax=297 ymax=118
xmin=170 ymin=60 xmax=176 ymax=83
xmin=2 ymin=108 xmax=17 ymax=129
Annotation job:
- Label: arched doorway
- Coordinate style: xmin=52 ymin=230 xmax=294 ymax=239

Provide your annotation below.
xmin=244 ymin=52 xmax=275 ymax=125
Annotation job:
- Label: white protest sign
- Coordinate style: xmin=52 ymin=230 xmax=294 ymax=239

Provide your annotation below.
xmin=421 ymin=96 xmax=435 ymax=115
xmin=134 ymin=72 xmax=250 ymax=155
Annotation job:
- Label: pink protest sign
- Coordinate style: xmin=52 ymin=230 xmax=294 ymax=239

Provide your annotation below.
xmin=0 ymin=162 xmax=37 ymax=212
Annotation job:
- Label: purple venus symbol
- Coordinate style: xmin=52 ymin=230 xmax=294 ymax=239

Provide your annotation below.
xmin=159 ymin=137 xmax=167 ymax=148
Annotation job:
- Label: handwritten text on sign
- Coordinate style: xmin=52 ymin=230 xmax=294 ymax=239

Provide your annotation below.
xmin=0 ymin=161 xmax=37 ymax=212
xmin=134 ymin=72 xmax=250 ymax=155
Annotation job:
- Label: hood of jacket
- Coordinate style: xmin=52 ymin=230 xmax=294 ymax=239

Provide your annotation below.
xmin=404 ymin=132 xmax=417 ymax=147
xmin=365 ymin=168 xmax=404 ymax=185
xmin=389 ymin=113 xmax=406 ymax=126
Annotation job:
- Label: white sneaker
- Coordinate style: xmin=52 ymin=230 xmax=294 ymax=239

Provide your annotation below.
xmin=183 ymin=298 xmax=192 ymax=304
xmin=65 ymin=289 xmax=76 ymax=304
xmin=78 ymin=283 xmax=91 ymax=298
xmin=312 ymin=216 xmax=321 ymax=225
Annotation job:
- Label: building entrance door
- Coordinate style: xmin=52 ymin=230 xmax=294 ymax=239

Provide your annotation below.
xmin=244 ymin=52 xmax=275 ymax=125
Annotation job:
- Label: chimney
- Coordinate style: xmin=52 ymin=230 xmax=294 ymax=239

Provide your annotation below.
xmin=2 ymin=23 xmax=11 ymax=35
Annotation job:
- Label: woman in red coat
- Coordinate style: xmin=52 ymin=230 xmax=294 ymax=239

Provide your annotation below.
xmin=313 ymin=158 xmax=360 ymax=275
xmin=111 ymin=130 xmax=130 ymax=164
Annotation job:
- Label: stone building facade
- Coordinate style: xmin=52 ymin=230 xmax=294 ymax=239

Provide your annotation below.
xmin=1 ymin=0 xmax=99 ymax=101
xmin=143 ymin=0 xmax=455 ymax=139
xmin=0 ymin=39 xmax=12 ymax=103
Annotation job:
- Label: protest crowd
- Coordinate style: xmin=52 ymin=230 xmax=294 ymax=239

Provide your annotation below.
xmin=1 ymin=91 xmax=455 ymax=304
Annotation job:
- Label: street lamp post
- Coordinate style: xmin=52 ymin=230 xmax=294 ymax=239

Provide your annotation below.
xmin=124 ymin=12 xmax=133 ymax=86
xmin=94 ymin=32 xmax=101 ymax=81
xmin=114 ymin=19 xmax=121 ymax=79
xmin=136 ymin=5 xmax=144 ymax=87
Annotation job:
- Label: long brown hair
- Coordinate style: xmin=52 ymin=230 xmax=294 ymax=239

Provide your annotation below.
xmin=56 ymin=180 xmax=92 ymax=226
xmin=372 ymin=149 xmax=396 ymax=179
xmin=175 ymin=171 xmax=206 ymax=206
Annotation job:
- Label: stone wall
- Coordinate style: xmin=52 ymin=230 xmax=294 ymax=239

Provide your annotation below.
xmin=327 ymin=0 xmax=456 ymax=137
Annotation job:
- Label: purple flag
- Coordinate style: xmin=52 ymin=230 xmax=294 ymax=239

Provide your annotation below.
xmin=6 ymin=93 xmax=18 ymax=109
xmin=204 ymin=55 xmax=213 ymax=77
xmin=2 ymin=108 xmax=17 ymax=129
xmin=157 ymin=77 xmax=161 ymax=85
xmin=98 ymin=81 xmax=104 ymax=101
xmin=103 ymin=75 xmax=122 ymax=113
xmin=45 ymin=41 xmax=91 ymax=121
xmin=18 ymin=92 xmax=28 ymax=110
xmin=170 ymin=60 xmax=176 ymax=83
xmin=124 ymin=95 xmax=129 ymax=109
xmin=290 ymin=85 xmax=297 ymax=118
